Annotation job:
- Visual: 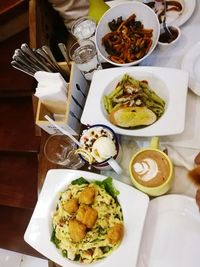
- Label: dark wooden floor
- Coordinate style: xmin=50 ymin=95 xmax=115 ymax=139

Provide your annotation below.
xmin=0 ymin=3 xmax=43 ymax=258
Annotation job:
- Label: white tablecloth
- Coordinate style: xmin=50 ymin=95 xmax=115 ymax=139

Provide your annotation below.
xmin=102 ymin=0 xmax=200 ymax=198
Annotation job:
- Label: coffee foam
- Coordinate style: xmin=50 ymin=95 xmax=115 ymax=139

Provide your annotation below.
xmin=133 ymin=158 xmax=159 ymax=182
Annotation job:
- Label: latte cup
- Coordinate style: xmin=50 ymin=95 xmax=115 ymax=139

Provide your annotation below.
xmin=129 ymin=137 xmax=173 ymax=197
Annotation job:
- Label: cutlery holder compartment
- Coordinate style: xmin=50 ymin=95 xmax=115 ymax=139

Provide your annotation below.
xmin=35 ymin=62 xmax=89 ymax=135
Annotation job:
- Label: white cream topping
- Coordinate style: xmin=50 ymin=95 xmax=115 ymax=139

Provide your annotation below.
xmin=133 ymin=158 xmax=159 ymax=182
xmin=91 ymin=137 xmax=117 ymax=163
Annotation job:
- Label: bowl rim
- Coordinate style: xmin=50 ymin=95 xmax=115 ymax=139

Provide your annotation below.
xmin=95 ymin=1 xmax=160 ymax=67
xmin=158 ymin=25 xmax=181 ymax=46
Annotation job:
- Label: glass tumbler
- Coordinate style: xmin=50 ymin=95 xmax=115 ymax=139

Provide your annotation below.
xmin=69 ymin=40 xmax=102 ymax=80
xmin=71 ymin=16 xmax=96 ymax=42
xmin=44 ymin=134 xmax=84 ymax=169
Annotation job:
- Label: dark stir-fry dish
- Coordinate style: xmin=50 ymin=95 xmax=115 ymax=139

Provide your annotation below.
xmin=102 ymin=14 xmax=153 ymax=64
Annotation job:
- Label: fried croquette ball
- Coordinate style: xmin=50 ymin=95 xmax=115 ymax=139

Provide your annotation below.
xmin=79 ymin=186 xmax=96 ymax=205
xmin=107 ymin=224 xmax=124 ymax=245
xmin=63 ymin=198 xmax=79 ymax=214
xmin=68 ymin=219 xmax=87 ymax=242
xmin=76 ymin=204 xmax=98 ymax=228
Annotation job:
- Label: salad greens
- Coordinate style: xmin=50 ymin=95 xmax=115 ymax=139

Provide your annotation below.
xmin=71 ymin=177 xmax=89 ymax=185
xmin=51 ymin=228 xmax=60 ymax=248
xmin=71 ymin=177 xmax=119 ymax=198
xmin=94 ymin=177 xmax=119 ymax=198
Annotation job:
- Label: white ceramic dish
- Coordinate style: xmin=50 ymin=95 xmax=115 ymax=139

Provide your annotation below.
xmin=137 ymin=194 xmax=200 ymax=267
xmin=24 ymin=169 xmax=149 ymax=267
xmin=165 ymin=0 xmax=196 ymax=27
xmin=141 ymin=0 xmax=196 ymax=27
xmin=158 ymin=25 xmax=181 ymax=48
xmin=81 ymin=66 xmax=189 ymax=136
xmin=95 ymin=1 xmax=160 ymax=67
xmin=181 ymin=41 xmax=200 ymax=96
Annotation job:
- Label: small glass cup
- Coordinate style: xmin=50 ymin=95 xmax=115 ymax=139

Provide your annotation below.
xmin=44 ymin=134 xmax=84 ymax=169
xmin=71 ymin=16 xmax=96 ymax=42
xmin=69 ymin=40 xmax=102 ymax=80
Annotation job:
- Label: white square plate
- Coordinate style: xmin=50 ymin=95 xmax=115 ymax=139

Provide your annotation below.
xmin=24 ymin=169 xmax=149 ymax=267
xmin=81 ymin=66 xmax=188 ymax=136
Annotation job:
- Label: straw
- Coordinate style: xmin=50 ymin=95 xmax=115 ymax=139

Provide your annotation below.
xmin=44 ymin=115 xmax=81 ymax=147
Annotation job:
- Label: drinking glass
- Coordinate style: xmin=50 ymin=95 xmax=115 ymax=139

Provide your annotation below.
xmin=44 ymin=134 xmax=84 ymax=169
xmin=69 ymin=40 xmax=102 ymax=80
xmin=71 ymin=16 xmax=96 ymax=42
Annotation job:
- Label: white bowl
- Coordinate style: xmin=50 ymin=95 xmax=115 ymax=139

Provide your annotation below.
xmin=158 ymin=25 xmax=181 ymax=48
xmin=95 ymin=1 xmax=160 ymax=67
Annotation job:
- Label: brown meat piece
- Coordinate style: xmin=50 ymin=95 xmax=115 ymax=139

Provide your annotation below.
xmin=195 ymin=152 xmax=200 ymax=165
xmin=196 ymin=189 xmax=200 ymax=211
xmin=107 ymin=224 xmax=124 ymax=245
xmin=76 ymin=204 xmax=98 ymax=228
xmin=68 ymin=219 xmax=87 ymax=242
xmin=79 ymin=186 xmax=96 ymax=205
xmin=63 ymin=198 xmax=79 ymax=214
xmin=188 ymin=166 xmax=200 ymax=187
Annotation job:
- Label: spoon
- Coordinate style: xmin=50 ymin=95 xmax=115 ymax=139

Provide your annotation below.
xmin=42 ymin=45 xmax=69 ymax=79
xmin=11 ymin=60 xmax=34 ymax=76
xmin=42 ymin=45 xmax=62 ymax=72
xmin=13 ymin=53 xmax=42 ymax=72
xmin=58 ymin=43 xmax=71 ymax=73
xmin=107 ymin=157 xmax=123 ymax=175
xmin=34 ymin=48 xmax=59 ymax=71
xmin=21 ymin=43 xmax=52 ymax=72
xmin=162 ymin=0 xmax=173 ymax=38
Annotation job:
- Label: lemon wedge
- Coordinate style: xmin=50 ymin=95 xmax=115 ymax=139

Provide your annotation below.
xmin=76 ymin=148 xmax=94 ymax=164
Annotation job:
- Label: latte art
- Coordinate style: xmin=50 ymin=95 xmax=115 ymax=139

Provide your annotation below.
xmin=133 ymin=158 xmax=159 ymax=182
xmin=130 ymin=149 xmax=171 ymax=187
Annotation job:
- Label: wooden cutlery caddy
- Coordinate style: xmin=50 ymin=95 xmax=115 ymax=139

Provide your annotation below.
xmin=35 ymin=62 xmax=89 ymax=135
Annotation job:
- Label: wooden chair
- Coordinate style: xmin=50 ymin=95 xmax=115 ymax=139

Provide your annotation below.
xmin=0 ymin=0 xmax=29 ymax=42
xmin=0 ymin=0 xmax=42 ymax=258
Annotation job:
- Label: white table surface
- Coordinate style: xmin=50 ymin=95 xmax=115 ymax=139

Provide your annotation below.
xmin=102 ymin=0 xmax=200 ymax=198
